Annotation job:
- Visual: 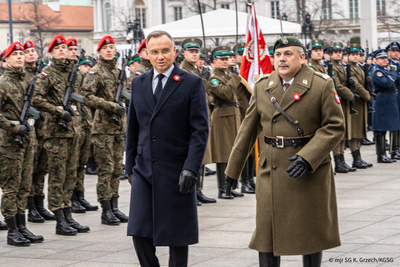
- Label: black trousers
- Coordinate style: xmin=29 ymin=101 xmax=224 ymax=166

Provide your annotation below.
xmin=133 ymin=236 xmax=189 ymax=267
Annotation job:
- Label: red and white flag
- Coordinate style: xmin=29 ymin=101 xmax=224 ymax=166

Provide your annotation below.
xmin=240 ymin=4 xmax=273 ymax=88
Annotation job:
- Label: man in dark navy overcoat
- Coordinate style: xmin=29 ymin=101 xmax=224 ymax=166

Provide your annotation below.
xmin=125 ymin=30 xmax=209 ymax=267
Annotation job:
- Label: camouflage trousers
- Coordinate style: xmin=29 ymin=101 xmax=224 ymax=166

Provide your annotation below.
xmin=44 ymin=137 xmax=79 ymax=211
xmin=92 ymin=134 xmax=125 ymax=202
xmin=76 ymin=126 xmax=91 ymax=192
xmin=29 ymin=136 xmax=48 ymax=197
xmin=0 ymin=135 xmax=34 ymax=219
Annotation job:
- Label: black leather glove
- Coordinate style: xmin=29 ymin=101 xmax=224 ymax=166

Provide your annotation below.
xmin=39 ymin=111 xmax=45 ymax=121
xmin=202 ymin=68 xmax=211 ymax=81
xmin=225 ymin=176 xmax=238 ymax=196
xmin=286 ymin=155 xmax=311 ymax=179
xmin=347 ymin=77 xmax=355 ymax=86
xmin=128 ymin=174 xmax=133 ymax=185
xmin=17 ymin=125 xmax=29 ymax=137
xmin=115 ymin=105 xmax=126 ymax=116
xmin=179 ymin=170 xmax=197 ymax=194
xmin=62 ymin=111 xmax=72 ymax=122
xmin=366 ymin=76 xmax=372 ymax=84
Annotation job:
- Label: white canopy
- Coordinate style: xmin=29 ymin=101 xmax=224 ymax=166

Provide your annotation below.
xmin=143 ymin=9 xmax=301 ymax=39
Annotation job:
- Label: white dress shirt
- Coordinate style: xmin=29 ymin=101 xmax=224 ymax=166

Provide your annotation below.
xmin=152 ymin=64 xmax=175 ymax=94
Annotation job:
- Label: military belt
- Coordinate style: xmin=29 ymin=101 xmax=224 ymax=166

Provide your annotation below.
xmin=56 ymin=105 xmax=77 ymax=112
xmin=376 ymin=90 xmax=397 ymax=94
xmin=11 ymin=118 xmax=35 ymax=127
xmin=264 ymin=134 xmax=314 ymax=149
xmin=214 ymin=101 xmax=238 ymax=108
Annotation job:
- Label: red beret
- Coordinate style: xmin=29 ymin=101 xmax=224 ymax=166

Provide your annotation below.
xmin=48 ymin=35 xmax=67 ymax=52
xmin=23 ymin=40 xmax=35 ymax=50
xmin=97 ymin=36 xmax=115 ymax=51
xmin=66 ymin=38 xmax=78 ymax=47
xmin=5 ymin=42 xmax=24 ymax=58
xmin=138 ymin=39 xmax=147 ymax=52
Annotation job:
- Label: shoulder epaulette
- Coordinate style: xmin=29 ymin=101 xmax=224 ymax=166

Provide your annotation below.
xmin=256 ymin=74 xmax=270 ymax=83
xmin=314 ymin=71 xmax=330 ymax=80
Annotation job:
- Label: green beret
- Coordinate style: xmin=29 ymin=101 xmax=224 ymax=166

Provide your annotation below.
xmin=273 ymin=36 xmax=305 ymax=52
xmin=181 ymin=38 xmax=202 ymax=50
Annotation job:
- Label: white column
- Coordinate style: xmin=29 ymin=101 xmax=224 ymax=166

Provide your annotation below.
xmin=360 ymin=0 xmax=377 ymax=50
xmin=97 ymin=0 xmax=104 ymax=33
xmin=93 ymin=0 xmax=97 ymax=32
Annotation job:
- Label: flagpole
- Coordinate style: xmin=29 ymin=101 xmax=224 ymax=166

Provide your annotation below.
xmin=234 ymin=0 xmax=238 ymax=70
xmin=197 ymin=0 xmax=207 ymax=63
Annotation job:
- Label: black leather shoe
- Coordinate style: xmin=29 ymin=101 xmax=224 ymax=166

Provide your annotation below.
xmin=54 ymin=209 xmax=77 ymax=236
xmin=197 ymin=190 xmax=217 ymax=203
xmin=334 ymin=155 xmax=349 ymax=173
xmin=27 ymin=197 xmax=45 ymax=223
xmin=16 ymin=213 xmax=44 ymax=243
xmin=0 ymin=220 xmax=7 ymax=230
xmin=35 ymin=196 xmax=55 ymax=220
xmin=111 ymin=197 xmax=128 ymax=222
xmin=71 ymin=190 xmax=86 ymax=213
xmin=218 ymin=189 xmax=234 ymax=199
xmin=101 ymin=200 xmax=120 ymax=225
xmin=197 ymin=200 xmax=202 ymax=206
xmin=63 ymin=208 xmax=90 ymax=233
xmin=361 ymin=138 xmax=374 ymax=146
xmin=231 ymin=190 xmax=244 ymax=197
xmin=76 ymin=191 xmax=98 ymax=211
xmin=205 ymin=167 xmax=216 ymax=176
xmin=5 ymin=216 xmax=30 ymax=246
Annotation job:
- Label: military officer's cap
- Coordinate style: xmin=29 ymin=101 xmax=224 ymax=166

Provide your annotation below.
xmin=199 ymin=48 xmax=205 ymax=59
xmin=311 ymin=39 xmax=324 ymax=50
xmin=323 ymin=47 xmax=328 ymax=54
xmin=228 ymin=49 xmax=235 ymax=56
xmin=128 ymin=53 xmax=140 ymax=66
xmin=373 ymin=49 xmax=388 ymax=59
xmin=97 ymin=35 xmax=115 ymax=51
xmin=348 ymin=44 xmax=362 ymax=54
xmin=268 ymin=45 xmax=274 ymax=57
xmin=272 ymin=36 xmax=304 ymax=52
xmin=79 ymin=55 xmax=92 ymax=66
xmin=114 ymin=51 xmax=120 ymax=59
xmin=212 ymin=46 xmax=230 ymax=59
xmin=66 ymin=38 xmax=78 ymax=47
xmin=5 ymin=42 xmax=24 ymax=58
xmin=181 ymin=38 xmax=202 ymax=51
xmin=331 ymin=42 xmax=344 ymax=52
xmin=48 ymin=34 xmax=67 ymax=52
xmin=359 ymin=49 xmax=365 ymax=56
xmin=342 ymin=48 xmax=348 ymax=55
xmin=233 ymin=43 xmax=245 ymax=55
xmin=385 ymin=42 xmax=400 ymax=51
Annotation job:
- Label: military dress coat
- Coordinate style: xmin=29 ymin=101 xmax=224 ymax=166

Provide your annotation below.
xmin=388 ymin=58 xmax=400 ymax=115
xmin=349 ymin=62 xmax=370 ymax=138
xmin=225 ymin=65 xmax=345 ymax=256
xmin=181 ymin=59 xmax=212 ymax=165
xmin=308 ymin=58 xmax=328 ymax=74
xmin=371 ymin=64 xmax=400 ymax=131
xmin=208 ymin=68 xmax=241 ymax=163
xmin=125 ymin=63 xmax=209 ymax=246
xmin=332 ymin=60 xmax=354 ymax=140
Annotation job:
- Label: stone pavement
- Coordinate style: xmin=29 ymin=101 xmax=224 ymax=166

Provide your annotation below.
xmin=0 ymin=133 xmax=400 ymax=266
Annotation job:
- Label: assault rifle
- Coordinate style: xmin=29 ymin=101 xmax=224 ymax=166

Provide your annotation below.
xmin=14 ymin=60 xmax=45 ymax=148
xmin=364 ymin=41 xmax=376 ymax=113
xmin=346 ymin=62 xmax=359 ymax=115
xmin=58 ymin=49 xmax=86 ymax=131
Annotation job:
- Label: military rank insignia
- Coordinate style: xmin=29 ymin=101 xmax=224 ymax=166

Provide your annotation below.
xmin=377 ymin=72 xmax=383 ymax=77
xmin=334 ymin=93 xmax=341 ymax=104
xmin=211 ymin=78 xmax=219 ymax=86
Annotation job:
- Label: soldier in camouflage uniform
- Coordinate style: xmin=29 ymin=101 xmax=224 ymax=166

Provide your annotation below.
xmin=81 ymin=36 xmax=128 ymax=225
xmin=23 ymin=40 xmax=55 ymax=223
xmin=308 ymin=39 xmax=328 ymax=74
xmin=0 ymin=42 xmax=43 ymax=246
xmin=130 ymin=39 xmax=152 ymax=78
xmin=33 ymin=35 xmax=89 ymax=235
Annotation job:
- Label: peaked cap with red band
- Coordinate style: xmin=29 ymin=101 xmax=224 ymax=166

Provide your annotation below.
xmin=97 ymin=36 xmax=115 ymax=51
xmin=137 ymin=39 xmax=146 ymax=52
xmin=48 ymin=35 xmax=67 ymax=52
xmin=66 ymin=38 xmax=78 ymax=47
xmin=5 ymin=42 xmax=24 ymax=58
xmin=23 ymin=40 xmax=35 ymax=50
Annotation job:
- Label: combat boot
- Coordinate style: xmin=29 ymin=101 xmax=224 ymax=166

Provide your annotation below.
xmin=27 ymin=197 xmax=45 ymax=223
xmin=63 ymin=208 xmax=90 ymax=233
xmin=303 ymin=251 xmax=323 ymax=267
xmin=85 ymin=156 xmax=97 ymax=175
xmin=197 ymin=166 xmax=216 ymax=204
xmin=35 ymin=196 xmax=55 ymax=220
xmin=111 ymin=197 xmax=128 ymax=222
xmin=334 ymin=155 xmax=348 ymax=173
xmin=100 ymin=200 xmax=120 ymax=225
xmin=216 ymin=163 xmax=233 ymax=199
xmin=340 ymin=154 xmax=356 ymax=172
xmin=390 ymin=131 xmax=400 ymax=160
xmin=71 ymin=190 xmax=86 ymax=213
xmin=0 ymin=220 xmax=7 ymax=230
xmin=76 ymin=191 xmax=98 ymax=211
xmin=376 ymin=134 xmax=394 ymax=163
xmin=351 ymin=150 xmax=368 ymax=169
xmin=5 ymin=216 xmax=30 ymax=246
xmin=16 ymin=213 xmax=44 ymax=243
xmin=259 ymin=252 xmax=281 ymax=267
xmin=54 ymin=209 xmax=77 ymax=236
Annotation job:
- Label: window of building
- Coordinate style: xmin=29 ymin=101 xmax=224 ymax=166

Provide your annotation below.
xmin=135 ymin=0 xmax=146 ymax=28
xmin=271 ymin=1 xmax=280 ymax=19
xmin=296 ymin=0 xmax=305 ymax=21
xmin=18 ymin=33 xmax=24 ymax=44
xmin=377 ymin=0 xmax=386 ymax=16
xmin=221 ymin=4 xmax=229 ymax=9
xmin=104 ymin=2 xmax=111 ymax=32
xmin=174 ymin=7 xmax=182 ymax=21
xmin=322 ymin=0 xmax=332 ymax=20
xmin=349 ymin=0 xmax=359 ymax=19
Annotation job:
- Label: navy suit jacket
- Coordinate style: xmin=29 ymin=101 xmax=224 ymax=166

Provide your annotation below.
xmin=125 ymin=63 xmax=209 ymax=246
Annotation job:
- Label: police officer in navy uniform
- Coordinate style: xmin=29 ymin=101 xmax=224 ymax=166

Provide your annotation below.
xmin=342 ymin=48 xmax=349 ymax=66
xmin=322 ymin=47 xmax=330 ymax=67
xmin=371 ymin=49 xmax=400 ymax=163
xmin=386 ymin=41 xmax=400 ymax=159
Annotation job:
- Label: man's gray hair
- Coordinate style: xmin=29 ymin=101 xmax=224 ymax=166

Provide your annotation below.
xmin=296 ymin=46 xmax=304 ymax=56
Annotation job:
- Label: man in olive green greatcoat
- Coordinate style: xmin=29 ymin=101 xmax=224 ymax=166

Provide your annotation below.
xmin=307 ymin=39 xmax=328 ymax=74
xmin=225 ymin=36 xmax=345 ymax=266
